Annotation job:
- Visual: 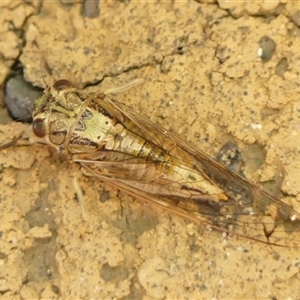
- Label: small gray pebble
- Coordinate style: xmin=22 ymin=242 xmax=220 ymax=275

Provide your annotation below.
xmin=5 ymin=75 xmax=42 ymax=122
xmin=258 ymin=36 xmax=276 ymax=62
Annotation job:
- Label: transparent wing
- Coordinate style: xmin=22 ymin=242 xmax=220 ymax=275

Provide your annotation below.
xmin=76 ymin=94 xmax=300 ymax=247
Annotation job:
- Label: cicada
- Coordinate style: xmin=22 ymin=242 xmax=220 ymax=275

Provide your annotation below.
xmin=31 ymin=79 xmax=300 ymax=247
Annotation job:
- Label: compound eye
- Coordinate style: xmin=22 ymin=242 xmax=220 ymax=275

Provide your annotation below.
xmin=32 ymin=118 xmax=46 ymax=138
xmin=53 ymin=79 xmax=72 ymax=91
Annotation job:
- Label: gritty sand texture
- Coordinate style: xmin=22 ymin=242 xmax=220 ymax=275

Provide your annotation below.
xmin=1 ymin=1 xmax=300 ymax=299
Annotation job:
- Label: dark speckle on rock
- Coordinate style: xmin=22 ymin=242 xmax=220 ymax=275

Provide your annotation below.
xmin=275 ymin=57 xmax=289 ymax=77
xmin=82 ymin=0 xmax=100 ymax=19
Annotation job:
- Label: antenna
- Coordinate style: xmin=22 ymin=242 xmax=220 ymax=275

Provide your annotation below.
xmin=32 ymin=40 xmax=54 ymax=88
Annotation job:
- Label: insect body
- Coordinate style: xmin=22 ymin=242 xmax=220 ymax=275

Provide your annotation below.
xmin=32 ymin=79 xmax=300 ymax=246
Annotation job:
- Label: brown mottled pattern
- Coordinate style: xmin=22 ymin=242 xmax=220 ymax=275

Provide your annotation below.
xmin=70 ymin=134 xmax=98 ymax=148
xmin=88 ymin=98 xmax=114 ymax=120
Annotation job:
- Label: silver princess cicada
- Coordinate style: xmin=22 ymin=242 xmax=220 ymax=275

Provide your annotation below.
xmin=31 ymin=79 xmax=300 ymax=247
